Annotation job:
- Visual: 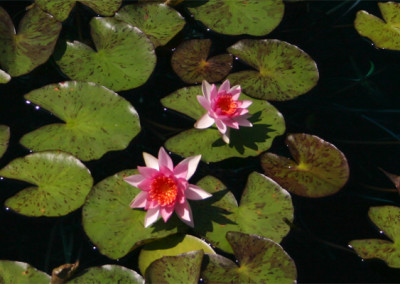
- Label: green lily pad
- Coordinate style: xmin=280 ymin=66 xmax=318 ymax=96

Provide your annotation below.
xmin=145 ymin=250 xmax=203 ymax=284
xmin=20 ymin=81 xmax=140 ymax=161
xmin=115 ymin=3 xmax=185 ymax=47
xmin=0 ymin=260 xmax=50 ymax=284
xmin=354 ymin=2 xmax=400 ymax=50
xmin=171 ymin=39 xmax=233 ymax=84
xmin=261 ymin=133 xmax=349 ymax=198
xmin=35 ymin=0 xmax=122 ymax=22
xmin=56 ymin=17 xmax=156 ymax=91
xmin=188 ymin=0 xmax=284 ymax=36
xmin=0 ymin=69 xmax=11 ymax=84
xmin=201 ymin=232 xmax=297 ymax=283
xmin=227 ymin=39 xmax=319 ymax=101
xmin=138 ymin=234 xmax=215 ymax=275
xmin=0 ymin=151 xmax=93 ymax=217
xmin=0 ymin=6 xmax=61 ymax=77
xmin=0 ymin=125 xmax=10 ymax=159
xmin=82 ymin=170 xmax=184 ymax=260
xmin=191 ymin=173 xmax=293 ymax=253
xmin=349 ymin=206 xmax=400 ymax=268
xmin=161 ymin=86 xmax=285 ymax=162
xmin=68 ymin=265 xmax=144 ymax=284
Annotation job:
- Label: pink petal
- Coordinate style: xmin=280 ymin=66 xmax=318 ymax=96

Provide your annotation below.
xmin=202 ymin=80 xmax=212 ymax=101
xmin=222 ymin=119 xmax=239 ymax=129
xmin=197 ymin=95 xmax=211 ymax=111
xmin=240 ymin=100 xmax=252 ymax=108
xmin=158 ymin=147 xmax=174 ymax=171
xmin=124 ymin=174 xmax=145 ymax=188
xmin=186 ymin=184 xmax=212 ymax=200
xmin=230 ymin=85 xmax=241 ymax=99
xmin=175 ymin=200 xmax=194 ymax=227
xmin=137 ymin=177 xmax=154 ymax=192
xmin=209 ymin=84 xmax=218 ymax=101
xmin=144 ymin=207 xmax=161 ymax=228
xmin=222 ymin=132 xmax=230 ymax=144
xmin=160 ymin=206 xmax=174 ymax=222
xmin=194 ymin=113 xmax=215 ymax=129
xmin=130 ymin=191 xmax=148 ymax=208
xmin=174 ymin=154 xmax=201 ymax=180
xmin=234 ymin=116 xmax=253 ymax=127
xmin=219 ymin=79 xmax=231 ymax=92
xmin=138 ymin=166 xmax=158 ymax=178
xmin=235 ymin=108 xmax=249 ymax=116
xmin=143 ymin=152 xmax=159 ymax=170
xmin=215 ymin=119 xmax=227 ymax=134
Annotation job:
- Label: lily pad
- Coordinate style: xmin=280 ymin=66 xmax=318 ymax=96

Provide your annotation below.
xmin=0 ymin=6 xmax=61 ymax=77
xmin=349 ymin=206 xmax=400 ymax=268
xmin=138 ymin=234 xmax=215 ymax=275
xmin=20 ymin=81 xmax=140 ymax=161
xmin=191 ymin=173 xmax=293 ymax=253
xmin=0 ymin=125 xmax=10 ymax=159
xmin=56 ymin=17 xmax=156 ymax=91
xmin=145 ymin=250 xmax=203 ymax=284
xmin=0 ymin=69 xmax=11 ymax=84
xmin=171 ymin=39 xmax=233 ymax=84
xmin=354 ymin=2 xmax=400 ymax=50
xmin=35 ymin=0 xmax=122 ymax=22
xmin=69 ymin=265 xmax=144 ymax=284
xmin=227 ymin=39 xmax=319 ymax=101
xmin=188 ymin=0 xmax=284 ymax=36
xmin=82 ymin=170 xmax=184 ymax=260
xmin=115 ymin=3 xmax=185 ymax=47
xmin=261 ymin=133 xmax=349 ymax=198
xmin=0 ymin=260 xmax=50 ymax=284
xmin=162 ymin=86 xmax=285 ymax=162
xmin=201 ymin=232 xmax=297 ymax=283
xmin=0 ymin=151 xmax=93 ymax=217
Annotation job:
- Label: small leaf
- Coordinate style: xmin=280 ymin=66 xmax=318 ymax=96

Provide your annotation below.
xmin=171 ymin=39 xmax=233 ymax=83
xmin=0 ymin=125 xmax=10 ymax=159
xmin=349 ymin=206 xmax=400 ymax=268
xmin=0 ymin=260 xmax=50 ymax=284
xmin=354 ymin=2 xmax=400 ymax=50
xmin=56 ymin=17 xmax=156 ymax=91
xmin=20 ymin=81 xmax=140 ymax=161
xmin=68 ymin=265 xmax=144 ymax=284
xmin=50 ymin=261 xmax=79 ymax=284
xmin=227 ymin=39 xmax=319 ymax=101
xmin=261 ymin=133 xmax=349 ymax=198
xmin=0 ymin=6 xmax=61 ymax=76
xmin=188 ymin=0 xmax=284 ymax=36
xmin=0 ymin=151 xmax=93 ymax=217
xmin=115 ymin=3 xmax=185 ymax=47
xmin=145 ymin=250 xmax=203 ymax=284
xmin=201 ymin=232 xmax=297 ymax=283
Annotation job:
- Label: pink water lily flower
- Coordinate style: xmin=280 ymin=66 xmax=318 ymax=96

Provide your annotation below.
xmin=194 ymin=79 xmax=253 ymax=144
xmin=124 ymin=147 xmax=211 ymax=228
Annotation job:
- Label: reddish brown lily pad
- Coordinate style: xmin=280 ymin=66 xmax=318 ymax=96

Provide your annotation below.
xmin=171 ymin=39 xmax=233 ymax=84
xmin=261 ymin=133 xmax=349 ymax=198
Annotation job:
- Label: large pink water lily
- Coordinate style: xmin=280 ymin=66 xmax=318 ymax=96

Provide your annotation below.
xmin=194 ymin=79 xmax=253 ymax=144
xmin=124 ymin=147 xmax=211 ymax=228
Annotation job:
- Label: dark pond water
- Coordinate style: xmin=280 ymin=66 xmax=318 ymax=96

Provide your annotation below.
xmin=1 ymin=0 xmax=400 ymax=282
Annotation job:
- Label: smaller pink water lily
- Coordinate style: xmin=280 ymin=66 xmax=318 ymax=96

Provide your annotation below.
xmin=124 ymin=147 xmax=211 ymax=228
xmin=194 ymin=79 xmax=253 ymax=144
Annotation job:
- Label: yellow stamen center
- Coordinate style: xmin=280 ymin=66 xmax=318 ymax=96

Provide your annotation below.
xmin=215 ymin=94 xmax=237 ymax=116
xmin=149 ymin=176 xmax=178 ymax=206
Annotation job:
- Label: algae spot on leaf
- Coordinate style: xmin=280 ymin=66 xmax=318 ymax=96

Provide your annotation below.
xmin=261 ymin=133 xmax=349 ymax=198
xmin=0 ymin=151 xmax=93 ymax=217
xmin=0 ymin=260 xmax=50 ymax=284
xmin=20 ymin=81 xmax=140 ymax=161
xmin=227 ymin=39 xmax=319 ymax=101
xmin=171 ymin=39 xmax=233 ymax=84
xmin=0 ymin=125 xmax=10 ymax=159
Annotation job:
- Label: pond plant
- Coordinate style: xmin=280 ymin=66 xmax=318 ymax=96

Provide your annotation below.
xmin=0 ymin=0 xmax=399 ymax=283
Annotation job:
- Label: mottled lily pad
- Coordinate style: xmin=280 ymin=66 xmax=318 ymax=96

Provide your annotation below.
xmin=115 ymin=3 xmax=185 ymax=47
xmin=349 ymin=206 xmax=400 ymax=268
xmin=56 ymin=17 xmax=156 ymax=91
xmin=201 ymin=232 xmax=297 ymax=283
xmin=0 ymin=151 xmax=93 ymax=217
xmin=191 ymin=173 xmax=293 ymax=253
xmin=0 ymin=69 xmax=11 ymax=84
xmin=145 ymin=250 xmax=203 ymax=284
xmin=171 ymin=39 xmax=233 ymax=84
xmin=0 ymin=260 xmax=50 ymax=284
xmin=355 ymin=2 xmax=400 ymax=50
xmin=162 ymin=86 xmax=285 ymax=162
xmin=35 ymin=0 xmax=122 ymax=22
xmin=0 ymin=6 xmax=61 ymax=77
xmin=138 ymin=234 xmax=215 ymax=275
xmin=82 ymin=170 xmax=184 ymax=260
xmin=261 ymin=133 xmax=349 ymax=198
xmin=188 ymin=0 xmax=284 ymax=36
xmin=0 ymin=125 xmax=10 ymax=159
xmin=69 ymin=265 xmax=144 ymax=284
xmin=20 ymin=81 xmax=140 ymax=161
xmin=227 ymin=39 xmax=319 ymax=101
